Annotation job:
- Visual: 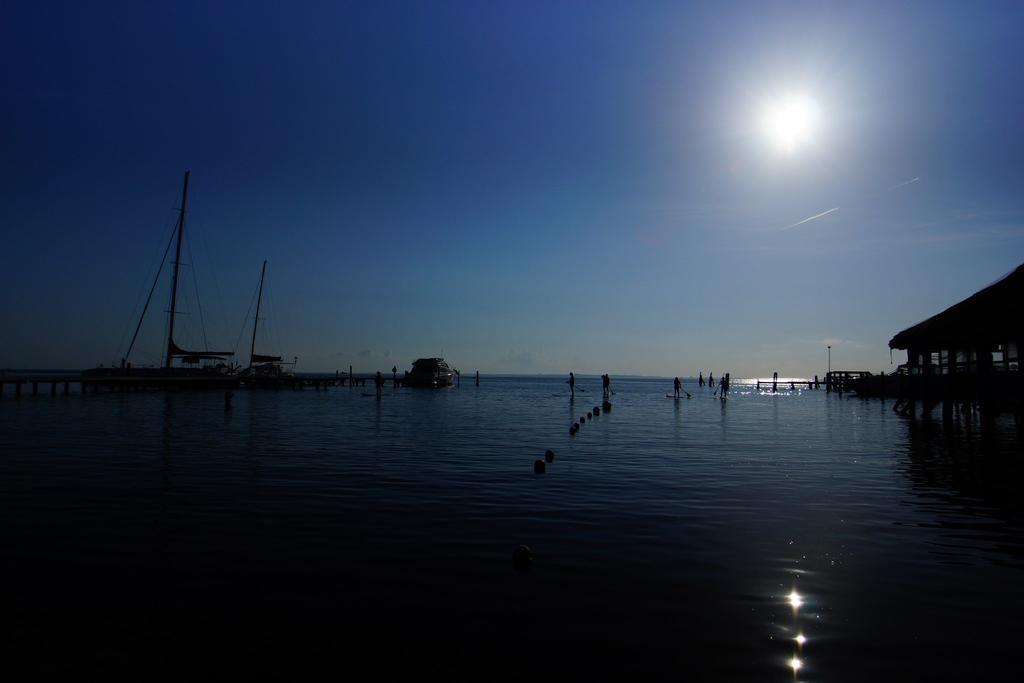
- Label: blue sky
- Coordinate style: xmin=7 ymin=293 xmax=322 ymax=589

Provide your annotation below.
xmin=3 ymin=1 xmax=1023 ymax=377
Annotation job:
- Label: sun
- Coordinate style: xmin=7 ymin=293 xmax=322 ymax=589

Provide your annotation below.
xmin=761 ymin=95 xmax=820 ymax=154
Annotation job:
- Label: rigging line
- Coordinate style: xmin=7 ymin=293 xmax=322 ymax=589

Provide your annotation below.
xmin=193 ymin=214 xmax=230 ymax=355
xmin=163 ymin=178 xmax=190 ymax=364
xmin=185 ymin=231 xmax=210 ymax=351
xmin=233 ymin=277 xmax=262 ymax=357
xmin=117 ymin=203 xmax=180 ymax=358
xmin=266 ymin=278 xmax=285 ymax=358
xmin=160 ymin=296 xmax=170 ymax=367
xmin=116 ymin=210 xmax=172 ymax=358
xmin=124 ymin=216 xmax=179 ymax=360
xmin=118 ymin=181 xmax=183 ymax=356
xmin=262 ymin=275 xmax=277 ymax=355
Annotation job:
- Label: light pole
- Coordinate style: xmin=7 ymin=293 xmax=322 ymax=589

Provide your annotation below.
xmin=827 ymin=345 xmax=832 ymax=393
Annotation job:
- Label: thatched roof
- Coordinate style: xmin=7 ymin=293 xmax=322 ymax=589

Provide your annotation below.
xmin=889 ymin=262 xmax=1024 ymax=350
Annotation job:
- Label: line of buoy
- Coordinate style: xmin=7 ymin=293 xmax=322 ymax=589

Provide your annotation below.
xmin=571 ymin=403 xmax=609 ymax=435
xmin=521 ymin=397 xmax=614 ymax=571
xmin=534 ymin=448 xmax=558 ymax=473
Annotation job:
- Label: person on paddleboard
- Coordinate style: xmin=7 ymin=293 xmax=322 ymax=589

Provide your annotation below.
xmin=708 ymin=372 xmax=714 ymax=388
xmin=673 ymin=377 xmax=681 ymax=399
xmin=569 ymin=371 xmax=575 ymax=398
xmin=375 ymin=371 xmax=384 ymax=399
xmin=602 ymin=374 xmax=611 ymax=398
xmin=698 ymin=371 xmax=704 ymax=387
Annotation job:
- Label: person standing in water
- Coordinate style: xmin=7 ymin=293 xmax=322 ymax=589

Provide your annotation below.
xmin=568 ymin=372 xmax=575 ymax=398
xmin=375 ymin=371 xmax=384 ymax=399
xmin=392 ymin=365 xmax=398 ymax=388
xmin=721 ymin=372 xmax=730 ymax=399
xmin=673 ymin=376 xmax=681 ymax=399
xmin=602 ymin=374 xmax=611 ymax=399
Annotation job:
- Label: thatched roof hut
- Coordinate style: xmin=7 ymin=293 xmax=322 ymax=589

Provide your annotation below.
xmin=890 ymin=263 xmax=1023 ymax=374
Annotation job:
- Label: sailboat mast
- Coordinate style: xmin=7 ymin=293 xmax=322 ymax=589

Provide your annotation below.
xmin=165 ymin=170 xmax=190 ymax=369
xmin=249 ymin=260 xmax=267 ymax=369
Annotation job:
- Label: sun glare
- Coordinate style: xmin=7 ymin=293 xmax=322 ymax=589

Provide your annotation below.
xmin=761 ymin=95 xmax=820 ymax=154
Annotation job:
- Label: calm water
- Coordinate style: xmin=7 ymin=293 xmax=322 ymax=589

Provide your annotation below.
xmin=2 ymin=376 xmax=1022 ymax=679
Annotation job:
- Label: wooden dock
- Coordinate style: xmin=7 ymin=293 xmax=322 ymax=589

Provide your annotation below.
xmin=824 ymin=371 xmax=874 ymax=394
xmin=755 ymin=377 xmax=820 ymax=391
xmin=0 ymin=373 xmax=240 ymax=397
xmin=0 ymin=372 xmax=410 ymax=397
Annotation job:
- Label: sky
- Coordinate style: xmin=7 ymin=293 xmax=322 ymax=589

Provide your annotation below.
xmin=3 ymin=0 xmax=1023 ymax=377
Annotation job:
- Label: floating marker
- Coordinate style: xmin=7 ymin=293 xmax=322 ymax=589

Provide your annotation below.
xmin=580 ymin=415 xmax=586 ymax=424
xmin=593 ymin=406 xmax=600 ymax=415
xmin=587 ymin=411 xmax=592 ymax=418
xmin=513 ymin=545 xmax=533 ymax=571
xmin=545 ymin=449 xmax=555 ymax=463
xmin=534 ymin=459 xmax=546 ymax=474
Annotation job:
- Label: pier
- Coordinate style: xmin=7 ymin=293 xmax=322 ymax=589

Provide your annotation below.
xmin=825 ymin=371 xmax=873 ymax=394
xmin=0 ymin=371 xmax=409 ymax=397
xmin=0 ymin=374 xmax=236 ymax=397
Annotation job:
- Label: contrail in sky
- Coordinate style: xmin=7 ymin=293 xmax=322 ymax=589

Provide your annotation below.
xmin=782 ymin=206 xmax=839 ymax=230
xmin=890 ymin=176 xmax=920 ymax=189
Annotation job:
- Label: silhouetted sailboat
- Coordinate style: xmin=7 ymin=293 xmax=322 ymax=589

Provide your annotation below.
xmin=239 ymin=260 xmax=296 ymax=383
xmin=85 ymin=171 xmax=235 ymax=377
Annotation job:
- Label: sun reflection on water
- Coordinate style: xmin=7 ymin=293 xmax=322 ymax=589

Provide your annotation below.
xmin=779 ymin=586 xmax=811 ymax=679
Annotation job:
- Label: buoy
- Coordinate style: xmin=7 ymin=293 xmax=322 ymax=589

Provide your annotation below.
xmin=569 ymin=425 xmax=576 ymax=434
xmin=545 ymin=449 xmax=555 ymax=463
xmin=580 ymin=415 xmax=586 ymax=424
xmin=574 ymin=421 xmax=580 ymax=429
xmin=513 ymin=545 xmax=533 ymax=571
xmin=603 ymin=400 xmax=612 ymax=411
xmin=533 ymin=459 xmax=546 ymax=474
xmin=587 ymin=411 xmax=592 ymax=418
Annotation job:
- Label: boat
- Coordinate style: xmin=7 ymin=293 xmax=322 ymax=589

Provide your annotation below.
xmin=84 ymin=171 xmax=236 ymax=378
xmin=238 ymin=260 xmax=296 ymax=385
xmin=404 ymin=358 xmax=456 ymax=387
